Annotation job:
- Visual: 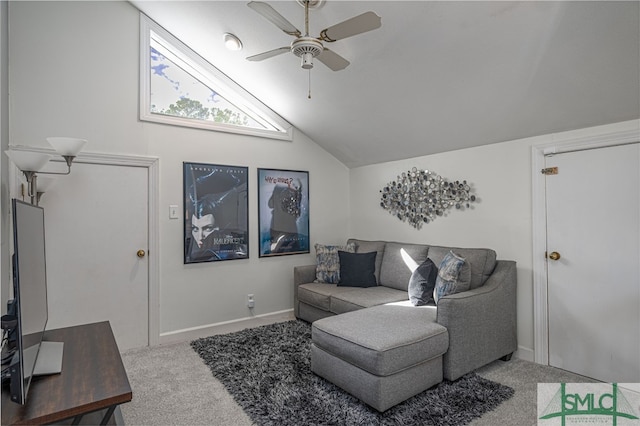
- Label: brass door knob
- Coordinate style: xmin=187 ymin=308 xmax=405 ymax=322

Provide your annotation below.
xmin=548 ymin=251 xmax=561 ymax=261
xmin=137 ymin=249 xmax=146 ymax=258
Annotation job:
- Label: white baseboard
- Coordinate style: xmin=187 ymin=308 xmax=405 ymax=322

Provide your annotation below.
xmin=158 ymin=309 xmax=295 ymax=345
xmin=514 ymin=345 xmax=535 ymax=362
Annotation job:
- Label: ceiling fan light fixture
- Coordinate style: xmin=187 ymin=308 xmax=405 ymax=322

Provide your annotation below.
xmin=223 ymin=33 xmax=243 ymax=51
xmin=291 ymin=37 xmax=323 ymax=70
xmin=301 ymin=52 xmax=314 ymax=69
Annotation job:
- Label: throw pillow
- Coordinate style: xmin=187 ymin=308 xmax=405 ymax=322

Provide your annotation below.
xmin=433 ymin=250 xmax=466 ymax=304
xmin=337 ymin=251 xmax=377 ymax=288
xmin=315 ymin=242 xmax=356 ymax=284
xmin=408 ymin=258 xmax=438 ymax=306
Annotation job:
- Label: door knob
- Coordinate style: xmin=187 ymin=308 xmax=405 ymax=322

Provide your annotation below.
xmin=137 ymin=249 xmax=146 ymax=258
xmin=548 ymin=251 xmax=561 ymax=261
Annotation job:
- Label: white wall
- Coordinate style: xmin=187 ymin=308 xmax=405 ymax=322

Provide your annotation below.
xmin=349 ymin=119 xmax=639 ymax=359
xmin=6 ymin=1 xmax=349 ymax=337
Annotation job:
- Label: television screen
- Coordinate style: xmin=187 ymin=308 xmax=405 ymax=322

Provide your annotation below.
xmin=9 ymin=199 xmax=49 ymax=405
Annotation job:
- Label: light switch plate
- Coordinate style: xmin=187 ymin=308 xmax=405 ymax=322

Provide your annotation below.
xmin=169 ymin=205 xmax=179 ymax=219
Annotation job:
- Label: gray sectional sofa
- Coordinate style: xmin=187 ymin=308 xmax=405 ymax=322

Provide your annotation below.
xmin=294 ymin=238 xmax=517 ymax=411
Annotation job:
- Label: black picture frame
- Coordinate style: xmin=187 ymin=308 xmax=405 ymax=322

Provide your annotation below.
xmin=184 ymin=162 xmax=249 ymax=264
xmin=257 ymin=168 xmax=310 ymax=257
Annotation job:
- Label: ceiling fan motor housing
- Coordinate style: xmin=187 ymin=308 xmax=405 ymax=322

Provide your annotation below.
xmin=291 ymin=37 xmax=323 ymax=69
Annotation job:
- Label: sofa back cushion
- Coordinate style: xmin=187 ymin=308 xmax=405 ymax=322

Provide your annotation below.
xmin=347 ymin=239 xmax=387 ymax=285
xmin=427 ymin=246 xmax=497 ymax=289
xmin=379 ymin=242 xmax=429 ymax=291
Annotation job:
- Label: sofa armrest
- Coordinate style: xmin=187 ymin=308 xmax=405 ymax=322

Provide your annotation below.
xmin=294 ymin=264 xmax=317 ymax=318
xmin=294 ymin=264 xmax=317 ymax=286
xmin=436 ymin=260 xmax=517 ymax=380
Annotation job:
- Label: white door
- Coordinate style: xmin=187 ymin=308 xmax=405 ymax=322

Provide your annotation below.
xmin=546 ymin=143 xmax=640 ymax=382
xmin=40 ymin=161 xmax=149 ymax=351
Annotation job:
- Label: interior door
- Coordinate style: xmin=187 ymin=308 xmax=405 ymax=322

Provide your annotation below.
xmin=40 ymin=161 xmax=149 ymax=351
xmin=546 ymin=143 xmax=639 ymax=382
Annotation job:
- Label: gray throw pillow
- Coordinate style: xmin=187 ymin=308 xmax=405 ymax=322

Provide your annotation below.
xmin=408 ymin=258 xmax=438 ymax=306
xmin=337 ymin=251 xmax=377 ymax=288
xmin=433 ymin=250 xmax=466 ymax=304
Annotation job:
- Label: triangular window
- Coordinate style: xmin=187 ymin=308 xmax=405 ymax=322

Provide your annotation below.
xmin=140 ymin=14 xmax=292 ymax=140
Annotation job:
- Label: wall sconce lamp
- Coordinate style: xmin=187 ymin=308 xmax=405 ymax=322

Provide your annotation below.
xmin=5 ymin=137 xmax=86 ymax=205
xmin=34 ymin=176 xmax=59 ymax=206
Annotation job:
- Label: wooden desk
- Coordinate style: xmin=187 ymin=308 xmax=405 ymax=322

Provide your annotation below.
xmin=2 ymin=321 xmax=132 ymax=425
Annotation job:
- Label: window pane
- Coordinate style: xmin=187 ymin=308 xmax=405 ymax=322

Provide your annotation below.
xmin=150 ymin=43 xmax=268 ymax=130
xmin=140 ymin=15 xmax=292 ymax=140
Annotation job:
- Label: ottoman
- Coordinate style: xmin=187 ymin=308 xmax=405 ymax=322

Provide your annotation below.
xmin=311 ymin=303 xmax=449 ymax=412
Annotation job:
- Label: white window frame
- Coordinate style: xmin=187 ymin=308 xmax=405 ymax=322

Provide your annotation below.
xmin=139 ymin=14 xmax=293 ymax=141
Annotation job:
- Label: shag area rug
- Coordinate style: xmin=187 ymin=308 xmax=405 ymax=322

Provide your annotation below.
xmin=191 ymin=320 xmax=514 ymax=426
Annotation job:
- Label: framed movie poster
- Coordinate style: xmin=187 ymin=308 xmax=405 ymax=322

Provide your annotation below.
xmin=184 ymin=162 xmax=249 ymax=264
xmin=258 ymin=168 xmax=310 ymax=257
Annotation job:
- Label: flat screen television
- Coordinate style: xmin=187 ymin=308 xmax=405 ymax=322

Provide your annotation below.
xmin=8 ymin=199 xmax=63 ymax=405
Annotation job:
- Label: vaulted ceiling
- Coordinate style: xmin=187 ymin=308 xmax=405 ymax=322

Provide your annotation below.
xmin=130 ymin=1 xmax=640 ymax=168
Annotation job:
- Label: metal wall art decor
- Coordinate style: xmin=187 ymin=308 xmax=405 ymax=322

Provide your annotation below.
xmin=258 ymin=168 xmax=310 ymax=257
xmin=380 ymin=167 xmax=477 ymax=229
xmin=184 ymin=162 xmax=249 ymax=263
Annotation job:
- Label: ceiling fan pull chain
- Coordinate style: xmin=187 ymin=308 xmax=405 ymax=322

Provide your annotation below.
xmin=308 ymin=69 xmax=312 ymax=99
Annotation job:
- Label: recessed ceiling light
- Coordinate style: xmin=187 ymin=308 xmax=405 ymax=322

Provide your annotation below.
xmin=223 ymin=33 xmax=243 ymax=51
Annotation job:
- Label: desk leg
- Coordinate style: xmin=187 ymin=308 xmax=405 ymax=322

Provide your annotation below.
xmin=68 ymin=406 xmax=117 ymax=425
xmin=100 ymin=406 xmax=117 ymax=425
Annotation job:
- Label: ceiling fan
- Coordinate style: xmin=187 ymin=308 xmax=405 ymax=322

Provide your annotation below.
xmin=246 ymin=0 xmax=382 ymax=71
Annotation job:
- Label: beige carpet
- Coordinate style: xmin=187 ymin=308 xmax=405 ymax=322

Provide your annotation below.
xmin=121 ymin=340 xmax=253 ymax=426
xmin=471 ymin=357 xmax=595 ymax=426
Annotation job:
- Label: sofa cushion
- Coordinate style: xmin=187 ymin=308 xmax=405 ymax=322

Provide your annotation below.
xmin=408 ymin=258 xmax=438 ymax=306
xmin=347 ymin=239 xmax=386 ymax=284
xmin=312 ymin=304 xmax=448 ymax=376
xmin=314 ymin=242 xmax=356 ymax=283
xmin=330 ymin=286 xmax=409 ymax=314
xmin=379 ymin=242 xmax=429 ymax=291
xmin=428 ymin=246 xmax=497 ymax=289
xmin=298 ymin=283 xmax=356 ymax=311
xmin=338 ymin=251 xmax=377 ymax=288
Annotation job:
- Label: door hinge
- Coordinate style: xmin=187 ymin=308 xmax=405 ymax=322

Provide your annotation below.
xmin=541 ymin=167 xmax=558 ymax=175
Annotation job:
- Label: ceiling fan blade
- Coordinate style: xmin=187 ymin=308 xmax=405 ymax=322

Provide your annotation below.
xmin=317 ymin=48 xmax=350 ymax=71
xmin=247 ymin=1 xmax=301 ymax=37
xmin=246 ymin=47 xmax=290 ymax=62
xmin=320 ymin=11 xmax=382 ymax=42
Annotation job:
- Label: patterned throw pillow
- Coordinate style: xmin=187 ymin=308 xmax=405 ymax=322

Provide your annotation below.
xmin=433 ymin=250 xmax=466 ymax=304
xmin=315 ymin=242 xmax=356 ymax=284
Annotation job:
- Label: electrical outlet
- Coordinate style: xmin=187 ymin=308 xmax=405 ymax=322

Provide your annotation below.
xmin=247 ymin=294 xmax=255 ymax=309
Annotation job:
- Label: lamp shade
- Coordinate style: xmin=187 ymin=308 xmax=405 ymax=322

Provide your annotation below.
xmin=46 ymin=137 xmax=87 ymax=156
xmin=5 ymin=150 xmax=52 ymax=172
